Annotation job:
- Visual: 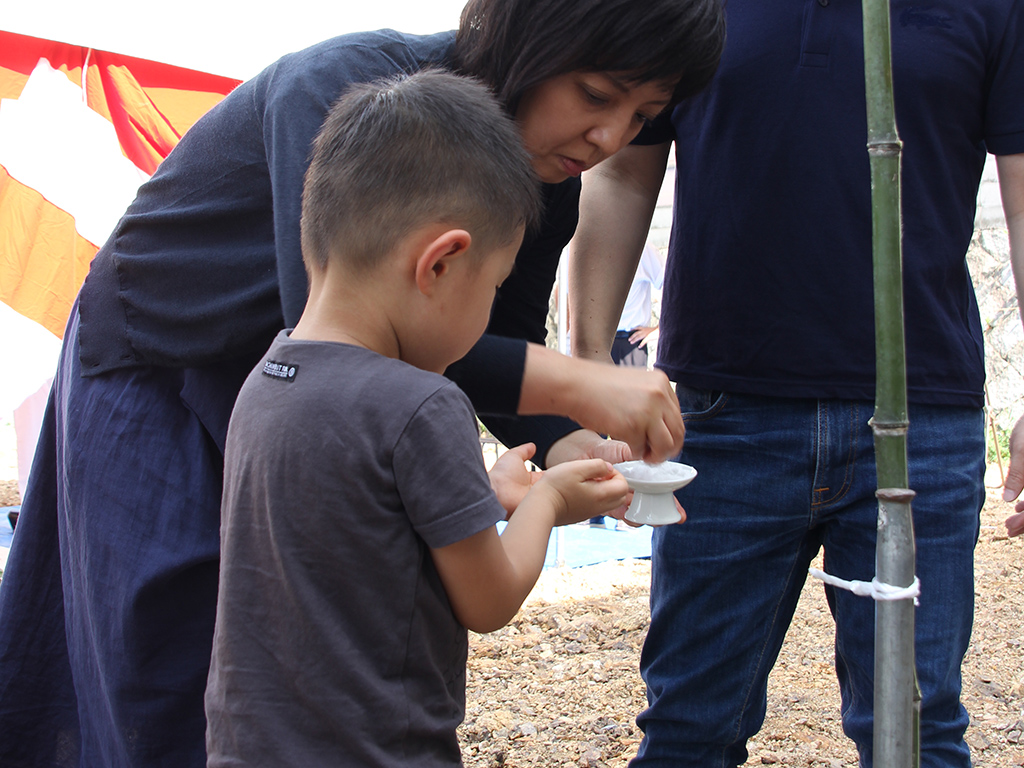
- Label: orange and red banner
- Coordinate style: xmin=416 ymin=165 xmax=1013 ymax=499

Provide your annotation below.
xmin=0 ymin=29 xmax=240 ymax=342
xmin=0 ymin=30 xmax=241 ymax=489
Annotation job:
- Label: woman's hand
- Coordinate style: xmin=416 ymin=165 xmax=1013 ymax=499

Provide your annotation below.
xmin=568 ymin=361 xmax=684 ymax=463
xmin=519 ymin=344 xmax=685 ymax=464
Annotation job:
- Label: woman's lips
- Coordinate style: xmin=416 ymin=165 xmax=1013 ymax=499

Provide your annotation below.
xmin=559 ymin=156 xmax=588 ymax=177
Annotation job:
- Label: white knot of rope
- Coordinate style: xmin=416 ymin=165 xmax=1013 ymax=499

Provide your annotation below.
xmin=808 ymin=568 xmax=920 ymax=606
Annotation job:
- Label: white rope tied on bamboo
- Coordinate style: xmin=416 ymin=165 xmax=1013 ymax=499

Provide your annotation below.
xmin=808 ymin=568 xmax=920 ymax=606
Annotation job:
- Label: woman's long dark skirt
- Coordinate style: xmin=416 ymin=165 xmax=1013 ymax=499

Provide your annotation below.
xmin=0 ymin=306 xmax=254 ymax=768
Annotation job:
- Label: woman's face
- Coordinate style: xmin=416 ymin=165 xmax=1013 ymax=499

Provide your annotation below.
xmin=515 ymin=71 xmax=675 ymax=184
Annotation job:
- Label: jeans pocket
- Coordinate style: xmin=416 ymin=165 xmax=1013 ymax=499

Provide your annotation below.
xmin=675 ymin=385 xmax=726 ymax=422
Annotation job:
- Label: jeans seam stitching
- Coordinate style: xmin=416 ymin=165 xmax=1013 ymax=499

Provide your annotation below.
xmin=727 ymin=550 xmax=807 ymax=753
xmin=681 ymin=392 xmax=729 ymax=424
xmin=811 ymin=401 xmax=859 ymax=508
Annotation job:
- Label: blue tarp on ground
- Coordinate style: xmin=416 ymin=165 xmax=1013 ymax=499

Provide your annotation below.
xmin=0 ymin=508 xmax=15 ymax=571
xmin=0 ymin=508 xmax=13 ymax=550
xmin=541 ymin=521 xmax=653 ymax=569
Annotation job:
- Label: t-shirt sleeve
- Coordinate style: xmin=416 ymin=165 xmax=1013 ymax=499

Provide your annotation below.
xmin=985 ymin=4 xmax=1024 ymax=155
xmin=393 ymin=383 xmax=507 ymax=549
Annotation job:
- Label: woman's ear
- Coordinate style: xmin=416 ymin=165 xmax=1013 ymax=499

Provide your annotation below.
xmin=414 ymin=229 xmax=472 ymax=295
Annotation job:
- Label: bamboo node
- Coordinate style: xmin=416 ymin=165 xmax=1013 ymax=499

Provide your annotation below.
xmin=867 ymin=139 xmax=902 ymax=156
xmin=876 ymin=487 xmax=916 ymax=503
xmin=868 ymin=417 xmax=908 ymax=437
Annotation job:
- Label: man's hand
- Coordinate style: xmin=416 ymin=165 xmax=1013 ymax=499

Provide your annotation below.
xmin=1003 ymin=415 xmax=1024 ymax=535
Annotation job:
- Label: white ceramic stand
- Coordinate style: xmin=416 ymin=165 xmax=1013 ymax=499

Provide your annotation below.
xmin=614 ymin=461 xmax=697 ymax=526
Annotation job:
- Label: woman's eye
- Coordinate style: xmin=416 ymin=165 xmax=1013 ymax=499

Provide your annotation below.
xmin=636 ymin=113 xmax=656 ymax=127
xmin=583 ymin=88 xmax=608 ymax=106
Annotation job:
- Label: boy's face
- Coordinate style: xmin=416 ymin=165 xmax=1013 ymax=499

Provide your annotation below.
xmin=428 ymin=231 xmax=523 ymax=373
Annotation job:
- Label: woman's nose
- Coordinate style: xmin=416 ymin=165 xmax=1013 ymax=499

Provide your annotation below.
xmin=587 ymin=115 xmax=639 ymax=158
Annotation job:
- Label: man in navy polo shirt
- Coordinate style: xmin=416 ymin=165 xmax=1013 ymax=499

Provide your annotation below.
xmin=570 ymin=1 xmax=1024 ymax=766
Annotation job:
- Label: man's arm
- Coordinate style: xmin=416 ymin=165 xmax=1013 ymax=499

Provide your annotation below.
xmin=991 ymin=154 xmax=1024 ymax=533
xmin=570 ymin=142 xmax=672 ymax=360
xmin=999 ymin=154 xmax=1024 ymax=318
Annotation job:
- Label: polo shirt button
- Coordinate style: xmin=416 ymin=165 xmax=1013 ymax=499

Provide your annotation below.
xmin=818 ymin=0 xmax=829 ymax=5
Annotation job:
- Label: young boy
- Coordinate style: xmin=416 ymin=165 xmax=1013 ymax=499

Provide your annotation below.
xmin=204 ymin=70 xmax=630 ymax=767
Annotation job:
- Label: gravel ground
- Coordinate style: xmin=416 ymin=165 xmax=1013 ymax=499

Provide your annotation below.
xmin=461 ymin=491 xmax=1024 ymax=767
xmin=0 ymin=480 xmax=18 ymax=507
xmin=2 ymin=482 xmax=1021 ymax=766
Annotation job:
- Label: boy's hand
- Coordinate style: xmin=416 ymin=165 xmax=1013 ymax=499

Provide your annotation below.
xmin=545 ymin=431 xmax=631 ymax=518
xmin=534 ymin=459 xmax=630 ymax=527
xmin=488 ymin=443 xmax=542 ymax=517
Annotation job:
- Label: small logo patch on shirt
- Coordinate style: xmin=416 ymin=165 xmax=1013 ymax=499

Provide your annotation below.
xmin=262 ymin=360 xmax=299 ymax=382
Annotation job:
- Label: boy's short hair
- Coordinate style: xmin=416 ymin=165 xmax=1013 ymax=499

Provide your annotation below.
xmin=301 ymin=69 xmax=541 ymax=273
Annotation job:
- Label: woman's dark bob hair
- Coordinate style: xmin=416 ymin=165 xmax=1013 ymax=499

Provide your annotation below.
xmin=453 ymin=0 xmax=726 ymax=115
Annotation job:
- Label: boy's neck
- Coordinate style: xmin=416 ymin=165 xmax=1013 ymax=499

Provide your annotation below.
xmin=290 ymin=274 xmax=402 ymax=360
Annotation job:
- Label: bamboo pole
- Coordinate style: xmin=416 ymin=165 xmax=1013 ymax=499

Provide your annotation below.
xmin=861 ymin=1 xmax=920 ymax=766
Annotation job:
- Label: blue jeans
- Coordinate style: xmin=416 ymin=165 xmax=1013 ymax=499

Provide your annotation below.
xmin=633 ymin=390 xmax=984 ymax=768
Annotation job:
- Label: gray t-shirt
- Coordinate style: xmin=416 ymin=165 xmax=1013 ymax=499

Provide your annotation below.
xmin=206 ymin=332 xmax=507 ymax=767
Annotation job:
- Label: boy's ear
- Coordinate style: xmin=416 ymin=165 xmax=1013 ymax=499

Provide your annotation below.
xmin=414 ymin=229 xmax=472 ymax=296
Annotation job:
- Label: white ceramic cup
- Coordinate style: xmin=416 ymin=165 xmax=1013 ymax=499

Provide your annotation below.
xmin=613 ymin=461 xmax=697 ymax=526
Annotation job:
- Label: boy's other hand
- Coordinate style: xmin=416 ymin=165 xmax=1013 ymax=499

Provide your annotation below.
xmin=535 ymin=459 xmax=630 ymax=527
xmin=488 ymin=443 xmax=542 ymax=517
